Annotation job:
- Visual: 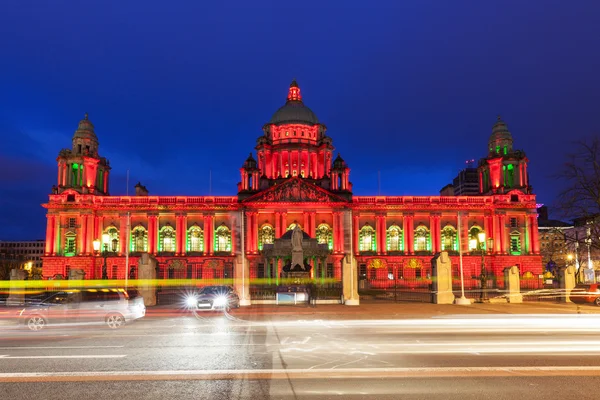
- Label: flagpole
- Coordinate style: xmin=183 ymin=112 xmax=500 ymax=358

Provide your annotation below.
xmin=125 ymin=170 xmax=130 ymax=289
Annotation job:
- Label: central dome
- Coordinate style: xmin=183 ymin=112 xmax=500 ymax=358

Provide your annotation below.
xmin=269 ymin=80 xmax=319 ymax=126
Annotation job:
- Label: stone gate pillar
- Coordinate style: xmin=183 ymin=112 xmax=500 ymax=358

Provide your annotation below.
xmin=504 ymin=265 xmax=522 ymax=303
xmin=343 ymin=254 xmax=359 ymax=305
xmin=138 ymin=254 xmax=157 ymax=306
xmin=432 ymin=252 xmax=454 ymax=304
xmin=7 ymin=269 xmax=26 ymax=306
xmin=559 ymin=265 xmax=576 ymax=303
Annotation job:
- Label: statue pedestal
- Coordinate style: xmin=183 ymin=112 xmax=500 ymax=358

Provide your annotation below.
xmin=291 ymin=250 xmax=304 ymax=271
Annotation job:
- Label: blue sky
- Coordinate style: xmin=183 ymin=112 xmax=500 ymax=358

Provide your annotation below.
xmin=1 ymin=0 xmax=599 ymax=239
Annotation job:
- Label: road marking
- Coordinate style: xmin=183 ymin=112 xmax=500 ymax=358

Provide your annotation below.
xmin=0 ymin=346 xmax=124 ymax=350
xmin=2 ymin=366 xmax=600 ymax=382
xmin=0 ymin=355 xmax=126 ymax=359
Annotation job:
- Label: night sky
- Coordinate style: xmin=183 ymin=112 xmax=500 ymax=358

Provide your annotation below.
xmin=1 ymin=0 xmax=599 ymax=240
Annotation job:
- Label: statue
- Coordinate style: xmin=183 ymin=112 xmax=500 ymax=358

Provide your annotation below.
xmin=292 ymin=226 xmax=303 ymax=251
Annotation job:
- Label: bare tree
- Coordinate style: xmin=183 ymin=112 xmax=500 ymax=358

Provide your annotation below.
xmin=556 ymin=137 xmax=600 ymax=249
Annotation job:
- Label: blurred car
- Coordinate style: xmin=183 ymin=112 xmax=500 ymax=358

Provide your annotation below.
xmin=570 ymin=284 xmax=600 ymax=306
xmin=19 ymin=288 xmax=145 ymax=331
xmin=186 ymin=285 xmax=240 ymax=311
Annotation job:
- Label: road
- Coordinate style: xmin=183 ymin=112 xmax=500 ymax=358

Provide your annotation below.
xmin=1 ymin=308 xmax=600 ymax=399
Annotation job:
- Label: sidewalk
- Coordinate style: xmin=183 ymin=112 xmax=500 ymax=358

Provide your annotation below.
xmin=145 ymin=301 xmax=600 ymax=321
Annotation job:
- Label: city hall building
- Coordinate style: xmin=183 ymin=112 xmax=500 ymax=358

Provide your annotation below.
xmin=42 ymin=80 xmax=542 ymax=304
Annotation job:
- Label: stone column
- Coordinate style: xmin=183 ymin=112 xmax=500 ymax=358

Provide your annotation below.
xmin=79 ymin=214 xmax=87 ymax=255
xmin=204 ymin=214 xmax=213 ymax=255
xmin=432 ymin=251 xmax=454 ymax=304
xmin=381 ymin=214 xmax=387 ymax=255
xmin=559 ymin=265 xmax=576 ymax=303
xmin=530 ymin=214 xmax=540 ymax=254
xmin=7 ymin=269 xmax=26 ymax=306
xmin=375 ymin=215 xmax=382 ymax=255
xmin=431 ymin=213 xmax=441 ymax=253
xmin=45 ymin=214 xmax=55 ymax=255
xmin=406 ymin=213 xmax=414 ymax=255
xmin=138 ymin=253 xmax=157 ymax=306
xmin=460 ymin=213 xmax=469 ymax=254
xmin=353 ymin=214 xmax=359 ymax=255
xmin=119 ymin=214 xmax=128 ymax=255
xmin=504 ymin=265 xmax=522 ymax=303
xmin=148 ymin=215 xmax=158 ymax=255
xmin=85 ymin=213 xmax=94 ymax=254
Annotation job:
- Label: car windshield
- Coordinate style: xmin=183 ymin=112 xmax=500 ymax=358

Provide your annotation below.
xmin=199 ymin=286 xmax=229 ymax=294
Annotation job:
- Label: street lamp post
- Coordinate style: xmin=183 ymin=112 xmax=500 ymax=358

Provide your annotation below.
xmin=475 ymin=232 xmax=493 ymax=303
xmin=93 ymin=239 xmax=100 ymax=279
xmin=93 ymin=234 xmax=111 ymax=280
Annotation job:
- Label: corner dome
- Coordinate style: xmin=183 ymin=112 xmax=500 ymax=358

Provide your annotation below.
xmin=269 ymin=80 xmax=319 ymax=126
xmin=73 ymin=113 xmax=98 ymax=141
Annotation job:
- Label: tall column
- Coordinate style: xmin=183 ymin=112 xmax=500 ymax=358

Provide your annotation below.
xmin=275 ymin=212 xmax=281 ymax=238
xmin=353 ymin=214 xmax=359 ymax=255
xmin=406 ymin=213 xmax=414 ymax=255
xmin=229 ymin=213 xmax=236 ymax=255
xmin=303 ymin=212 xmax=310 ymax=235
xmin=54 ymin=216 xmax=62 ymax=256
xmin=530 ymin=213 xmax=540 ymax=254
xmin=460 ymin=212 xmax=469 ymax=254
xmin=280 ymin=212 xmax=287 ymax=236
xmin=375 ymin=215 xmax=381 ymax=255
xmin=337 ymin=211 xmax=345 ymax=253
xmin=86 ymin=213 xmax=94 ymax=254
xmin=252 ymin=212 xmax=259 ymax=253
xmin=484 ymin=214 xmax=492 ymax=252
xmin=78 ymin=214 xmax=86 ymax=255
xmin=204 ymin=214 xmax=214 ymax=255
xmin=94 ymin=215 xmax=102 ymax=249
xmin=148 ymin=215 xmax=158 ymax=255
xmin=431 ymin=213 xmax=441 ymax=253
xmin=119 ymin=214 xmax=128 ymax=255
xmin=497 ymin=213 xmax=507 ymax=254
xmin=45 ymin=214 xmax=55 ymax=255
xmin=175 ymin=214 xmax=184 ymax=255
xmin=381 ymin=214 xmax=388 ymax=255
xmin=104 ymin=170 xmax=109 ymax=194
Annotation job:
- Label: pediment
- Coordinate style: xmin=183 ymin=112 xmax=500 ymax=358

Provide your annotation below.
xmin=243 ymin=177 xmax=348 ymax=203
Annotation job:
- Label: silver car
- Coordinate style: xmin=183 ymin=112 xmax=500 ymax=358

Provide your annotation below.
xmin=19 ymin=288 xmax=145 ymax=331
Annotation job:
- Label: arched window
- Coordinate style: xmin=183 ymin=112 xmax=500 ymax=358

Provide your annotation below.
xmin=359 ymin=224 xmax=375 ymax=252
xmin=469 ymin=225 xmax=485 ymax=251
xmin=414 ymin=225 xmax=431 ymax=252
xmin=215 ymin=224 xmax=231 ymax=252
xmin=387 ymin=224 xmax=403 ymax=252
xmin=259 ymin=224 xmax=274 ymax=250
xmin=287 ymin=223 xmax=302 ymax=231
xmin=159 ymin=225 xmax=176 ymax=252
xmin=103 ymin=226 xmax=119 ymax=252
xmin=316 ymin=223 xmax=332 ymax=250
xmin=187 ymin=225 xmax=203 ymax=252
xmin=131 ymin=225 xmax=148 ymax=252
xmin=64 ymin=231 xmax=77 ymax=256
xmin=441 ymin=225 xmax=457 ymax=252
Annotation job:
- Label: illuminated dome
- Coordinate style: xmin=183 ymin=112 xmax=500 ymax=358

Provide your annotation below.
xmin=270 ymin=80 xmax=319 ymax=126
xmin=73 ymin=113 xmax=98 ymax=141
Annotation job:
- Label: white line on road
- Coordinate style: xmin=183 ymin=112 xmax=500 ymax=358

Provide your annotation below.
xmin=0 ymin=355 xmax=126 ymax=359
xmin=2 ymin=366 xmax=600 ymax=382
xmin=0 ymin=346 xmax=124 ymax=350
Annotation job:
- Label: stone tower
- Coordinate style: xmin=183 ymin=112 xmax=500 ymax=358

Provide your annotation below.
xmin=55 ymin=114 xmax=111 ymax=195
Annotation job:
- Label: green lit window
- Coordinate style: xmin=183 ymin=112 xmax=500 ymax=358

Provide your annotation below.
xmin=510 ymin=234 xmax=521 ymax=255
xmin=468 ymin=225 xmax=485 ymax=251
xmin=103 ymin=226 xmax=119 ymax=252
xmin=496 ymin=146 xmax=500 ymax=154
xmin=64 ymin=232 xmax=76 ymax=256
xmin=441 ymin=225 xmax=457 ymax=251
xmin=215 ymin=224 xmax=231 ymax=252
xmin=503 ymin=145 xmax=508 ymax=155
xmin=506 ymin=164 xmax=514 ymax=188
xmin=131 ymin=226 xmax=148 ymax=252
xmin=387 ymin=225 xmax=403 ymax=252
xmin=159 ymin=225 xmax=176 ymax=252
xmin=414 ymin=225 xmax=431 ymax=252
xmin=187 ymin=225 xmax=203 ymax=252
xmin=258 ymin=224 xmax=274 ymax=250
xmin=316 ymin=223 xmax=333 ymax=250
xmin=359 ymin=224 xmax=376 ymax=252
